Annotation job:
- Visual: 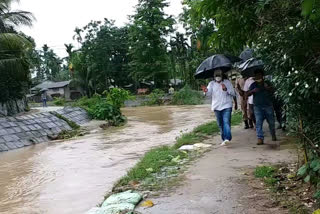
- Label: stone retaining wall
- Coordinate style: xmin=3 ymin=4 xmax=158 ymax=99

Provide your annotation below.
xmin=0 ymin=107 xmax=89 ymax=152
xmin=56 ymin=107 xmax=90 ymax=125
xmin=0 ymin=98 xmax=28 ymax=116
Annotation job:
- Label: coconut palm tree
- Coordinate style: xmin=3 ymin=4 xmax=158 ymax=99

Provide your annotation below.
xmin=0 ymin=0 xmax=34 ymax=102
xmin=0 ymin=0 xmax=34 ymax=33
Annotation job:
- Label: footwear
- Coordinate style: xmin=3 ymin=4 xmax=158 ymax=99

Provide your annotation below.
xmin=257 ymin=139 xmax=264 ymax=145
xmin=244 ymin=120 xmax=249 ymax=129
xmin=221 ymin=140 xmax=229 ymax=146
xmin=248 ymin=120 xmax=254 ymax=128
xmin=272 ymin=135 xmax=277 ymax=141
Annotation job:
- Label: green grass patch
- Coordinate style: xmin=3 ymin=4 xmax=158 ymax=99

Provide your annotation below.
xmin=231 ymin=111 xmax=243 ymax=125
xmin=174 ymin=133 xmax=201 ymax=150
xmin=50 ymin=112 xmax=80 ymax=130
xmin=174 ymin=111 xmax=242 ymax=149
xmin=255 ymin=166 xmax=276 ymax=178
xmin=50 ymin=112 xmax=82 ymax=139
xmin=114 ymin=146 xmax=187 ymax=188
xmin=194 ymin=121 xmax=220 ymax=136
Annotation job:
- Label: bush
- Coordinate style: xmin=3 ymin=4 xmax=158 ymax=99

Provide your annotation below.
xmin=145 ymin=89 xmax=165 ymax=105
xmin=73 ymin=94 xmax=126 ymax=126
xmin=171 ymin=85 xmax=203 ymax=105
xmin=53 ymin=97 xmax=66 ymax=106
xmin=73 ymin=95 xmax=101 ymax=109
xmin=105 ymin=88 xmax=133 ymax=108
xmin=87 ymin=100 xmax=126 ymax=126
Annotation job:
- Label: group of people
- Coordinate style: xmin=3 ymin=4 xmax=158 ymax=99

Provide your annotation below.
xmin=204 ymin=68 xmax=285 ymax=146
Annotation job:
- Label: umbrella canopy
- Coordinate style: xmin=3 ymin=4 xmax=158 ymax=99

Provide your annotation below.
xmin=239 ymin=48 xmax=254 ymax=61
xmin=195 ymin=54 xmax=241 ymax=79
xmin=40 ymin=88 xmax=48 ymax=92
xmin=238 ymin=58 xmax=264 ymax=77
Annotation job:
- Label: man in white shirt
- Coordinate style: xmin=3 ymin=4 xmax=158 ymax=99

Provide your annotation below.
xmin=205 ymin=69 xmax=236 ymax=145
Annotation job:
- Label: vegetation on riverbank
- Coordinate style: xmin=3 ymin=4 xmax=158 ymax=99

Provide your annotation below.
xmin=251 ymin=164 xmax=318 ymax=213
xmin=49 ymin=111 xmax=84 ymax=139
xmin=73 ymin=88 xmax=131 ymax=126
xmin=171 ymin=85 xmax=204 ymax=105
xmin=112 ymin=111 xmax=242 ymax=193
xmin=174 ymin=111 xmax=242 ymax=149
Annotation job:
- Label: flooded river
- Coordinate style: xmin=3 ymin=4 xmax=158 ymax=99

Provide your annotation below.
xmin=0 ymin=105 xmax=212 ymax=214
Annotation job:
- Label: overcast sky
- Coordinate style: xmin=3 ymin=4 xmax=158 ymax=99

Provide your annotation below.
xmin=13 ymin=0 xmax=184 ymax=57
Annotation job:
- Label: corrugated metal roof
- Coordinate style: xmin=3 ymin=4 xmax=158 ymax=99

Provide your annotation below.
xmin=31 ymin=80 xmax=71 ymax=90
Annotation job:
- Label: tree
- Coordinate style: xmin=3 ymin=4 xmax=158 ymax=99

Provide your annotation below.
xmin=0 ymin=0 xmax=34 ymax=102
xmin=128 ymin=0 xmax=175 ymax=88
xmin=41 ymin=44 xmax=63 ymax=80
xmin=70 ymin=19 xmax=131 ymax=95
xmin=0 ymin=0 xmax=34 ymax=33
xmin=187 ymin=0 xmax=320 ymax=189
xmin=70 ymin=52 xmax=94 ymax=97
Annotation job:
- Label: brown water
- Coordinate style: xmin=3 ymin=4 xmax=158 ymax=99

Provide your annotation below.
xmin=0 ymin=105 xmax=212 ymax=214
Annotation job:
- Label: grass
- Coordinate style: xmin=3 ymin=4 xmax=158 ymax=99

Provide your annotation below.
xmin=255 ymin=166 xmax=276 ymax=178
xmin=50 ymin=112 xmax=80 ymax=130
xmin=113 ymin=111 xmax=243 ymax=192
xmin=50 ymin=112 xmax=81 ymax=139
xmin=174 ymin=111 xmax=242 ymax=149
xmin=253 ymin=164 xmax=314 ymax=213
xmin=114 ymin=146 xmax=187 ymax=189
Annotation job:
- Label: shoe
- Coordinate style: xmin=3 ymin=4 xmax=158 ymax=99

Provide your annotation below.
xmin=244 ymin=121 xmax=249 ymax=129
xmin=272 ymin=135 xmax=277 ymax=141
xmin=221 ymin=140 xmax=229 ymax=146
xmin=248 ymin=120 xmax=254 ymax=128
xmin=257 ymin=139 xmax=264 ymax=145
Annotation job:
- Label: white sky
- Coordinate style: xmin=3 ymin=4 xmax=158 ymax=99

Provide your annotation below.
xmin=13 ymin=0 xmax=184 ymax=57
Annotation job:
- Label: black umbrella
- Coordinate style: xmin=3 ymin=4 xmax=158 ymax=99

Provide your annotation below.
xmin=239 ymin=48 xmax=254 ymax=61
xmin=195 ymin=54 xmax=241 ymax=79
xmin=238 ymin=58 xmax=264 ymax=77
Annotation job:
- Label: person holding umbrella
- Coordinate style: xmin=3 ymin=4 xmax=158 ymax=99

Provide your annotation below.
xmin=196 ymin=54 xmax=240 ymax=146
xmin=247 ymin=69 xmax=276 ymax=145
xmin=41 ymin=89 xmax=48 ymax=108
xmin=204 ymin=69 xmax=236 ymax=145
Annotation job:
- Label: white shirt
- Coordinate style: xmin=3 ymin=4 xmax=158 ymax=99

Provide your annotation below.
xmin=244 ymin=77 xmax=255 ymax=105
xmin=206 ymin=79 xmax=236 ymax=111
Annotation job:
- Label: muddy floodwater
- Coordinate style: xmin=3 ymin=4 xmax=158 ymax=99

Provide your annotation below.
xmin=0 ymin=105 xmax=212 ymax=214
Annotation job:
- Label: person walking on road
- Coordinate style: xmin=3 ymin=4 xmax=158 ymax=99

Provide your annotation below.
xmin=247 ymin=70 xmax=276 ymax=145
xmin=236 ymin=77 xmax=249 ymax=129
xmin=237 ymin=77 xmax=255 ymax=129
xmin=41 ymin=91 xmax=47 ymax=108
xmin=204 ymin=69 xmax=236 ymax=146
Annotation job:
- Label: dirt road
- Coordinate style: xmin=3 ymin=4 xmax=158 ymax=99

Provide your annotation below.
xmin=137 ymin=126 xmax=296 ymax=214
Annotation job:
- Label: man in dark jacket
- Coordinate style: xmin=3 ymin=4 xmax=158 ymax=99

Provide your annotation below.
xmin=247 ymin=70 xmax=276 ymax=145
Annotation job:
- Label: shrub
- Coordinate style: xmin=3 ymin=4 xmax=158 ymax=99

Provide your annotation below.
xmin=73 ymin=95 xmax=101 ymax=109
xmin=87 ymin=100 xmax=126 ymax=126
xmin=105 ymin=88 xmax=133 ymax=108
xmin=171 ymin=85 xmax=203 ymax=105
xmin=53 ymin=97 xmax=66 ymax=106
xmin=73 ymin=94 xmax=126 ymax=126
xmin=145 ymin=89 xmax=165 ymax=105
